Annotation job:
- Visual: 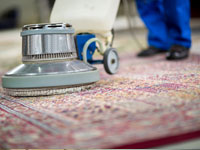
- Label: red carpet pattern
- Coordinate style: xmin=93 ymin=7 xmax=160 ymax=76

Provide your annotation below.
xmin=0 ymin=53 xmax=200 ymax=148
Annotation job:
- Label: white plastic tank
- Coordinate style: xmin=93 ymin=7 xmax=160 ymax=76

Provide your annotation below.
xmin=50 ymin=0 xmax=120 ymax=35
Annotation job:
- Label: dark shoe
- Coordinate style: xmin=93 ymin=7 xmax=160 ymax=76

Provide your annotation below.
xmin=166 ymin=45 xmax=189 ymax=60
xmin=137 ymin=46 xmax=166 ymax=57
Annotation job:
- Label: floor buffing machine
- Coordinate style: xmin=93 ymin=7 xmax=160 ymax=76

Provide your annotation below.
xmin=2 ymin=0 xmax=120 ymax=96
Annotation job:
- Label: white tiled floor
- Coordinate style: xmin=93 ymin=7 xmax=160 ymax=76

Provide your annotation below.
xmin=158 ymin=138 xmax=200 ymax=149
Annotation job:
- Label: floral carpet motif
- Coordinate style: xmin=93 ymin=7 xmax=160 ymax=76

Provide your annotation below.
xmin=0 ymin=53 xmax=200 ymax=148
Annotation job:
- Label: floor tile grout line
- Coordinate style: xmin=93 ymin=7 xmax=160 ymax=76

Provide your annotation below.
xmin=0 ymin=102 xmax=61 ymax=135
xmin=0 ymin=94 xmax=78 ymax=125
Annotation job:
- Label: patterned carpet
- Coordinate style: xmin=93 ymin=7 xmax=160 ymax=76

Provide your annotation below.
xmin=0 ymin=52 xmax=200 ymax=148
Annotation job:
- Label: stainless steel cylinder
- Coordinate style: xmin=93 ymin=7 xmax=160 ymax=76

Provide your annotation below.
xmin=21 ymin=23 xmax=77 ymax=62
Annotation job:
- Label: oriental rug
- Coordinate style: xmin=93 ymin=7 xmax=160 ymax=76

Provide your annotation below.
xmin=0 ymin=53 xmax=200 ymax=148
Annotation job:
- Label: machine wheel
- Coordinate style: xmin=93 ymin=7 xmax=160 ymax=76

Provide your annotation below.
xmin=103 ymin=48 xmax=119 ymax=74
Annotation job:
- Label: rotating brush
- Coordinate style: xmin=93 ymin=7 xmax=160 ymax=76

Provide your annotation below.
xmin=2 ymin=23 xmax=100 ymax=96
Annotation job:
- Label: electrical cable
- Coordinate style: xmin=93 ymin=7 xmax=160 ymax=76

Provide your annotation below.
xmin=110 ymin=28 xmax=115 ymax=47
xmin=122 ymin=0 xmax=144 ymax=49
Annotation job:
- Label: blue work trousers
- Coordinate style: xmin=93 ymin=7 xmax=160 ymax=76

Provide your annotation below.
xmin=136 ymin=0 xmax=191 ymax=50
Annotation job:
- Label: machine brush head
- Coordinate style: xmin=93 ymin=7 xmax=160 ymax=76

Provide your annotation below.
xmin=2 ymin=23 xmax=100 ymax=97
xmin=3 ymin=84 xmax=94 ymax=97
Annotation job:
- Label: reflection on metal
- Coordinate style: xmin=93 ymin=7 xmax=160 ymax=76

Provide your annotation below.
xmin=21 ymin=23 xmax=77 ymax=61
xmin=5 ymin=60 xmax=96 ymax=76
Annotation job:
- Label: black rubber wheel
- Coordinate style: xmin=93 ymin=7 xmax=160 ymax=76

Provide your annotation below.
xmin=103 ymin=48 xmax=119 ymax=74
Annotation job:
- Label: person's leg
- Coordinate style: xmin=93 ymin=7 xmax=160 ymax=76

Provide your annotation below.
xmin=163 ymin=0 xmax=191 ymax=48
xmin=163 ymin=0 xmax=191 ymax=60
xmin=136 ymin=0 xmax=170 ymax=51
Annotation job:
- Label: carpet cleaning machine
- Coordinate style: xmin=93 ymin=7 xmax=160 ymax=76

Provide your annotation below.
xmin=2 ymin=0 xmax=120 ymax=96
